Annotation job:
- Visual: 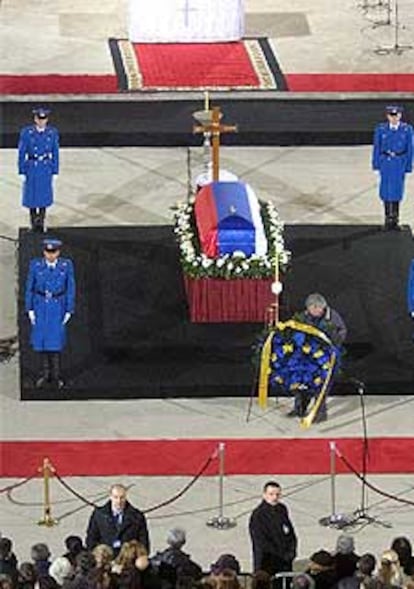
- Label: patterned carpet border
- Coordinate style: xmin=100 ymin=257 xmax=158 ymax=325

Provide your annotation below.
xmin=108 ymin=37 xmax=287 ymax=92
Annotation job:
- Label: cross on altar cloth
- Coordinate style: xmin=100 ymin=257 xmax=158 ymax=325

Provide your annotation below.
xmin=128 ymin=0 xmax=244 ymax=43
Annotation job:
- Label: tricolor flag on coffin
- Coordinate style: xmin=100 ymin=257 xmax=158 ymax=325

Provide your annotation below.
xmin=194 ymin=181 xmax=268 ymax=258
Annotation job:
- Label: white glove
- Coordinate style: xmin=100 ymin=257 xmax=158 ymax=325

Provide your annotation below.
xmin=271 ymin=281 xmax=283 ymax=296
xmin=28 ymin=310 xmax=35 ymax=325
xmin=411 ymin=311 xmax=414 ymax=318
xmin=62 ymin=312 xmax=71 ymax=325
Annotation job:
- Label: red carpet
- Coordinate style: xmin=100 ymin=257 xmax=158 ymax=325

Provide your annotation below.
xmin=109 ymin=38 xmax=285 ymax=91
xmin=1 ymin=73 xmax=413 ymax=94
xmin=0 ymin=74 xmax=118 ymax=94
xmin=285 ymin=73 xmax=414 ymax=92
xmin=1 ymin=437 xmax=413 ymax=478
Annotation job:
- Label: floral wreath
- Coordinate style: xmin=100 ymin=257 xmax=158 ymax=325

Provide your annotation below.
xmin=172 ymin=199 xmax=291 ymax=279
xmin=257 ymin=320 xmax=340 ymax=408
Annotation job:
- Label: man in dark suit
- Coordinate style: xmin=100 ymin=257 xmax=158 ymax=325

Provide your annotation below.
xmin=85 ymin=484 xmax=150 ymax=555
xmin=249 ymin=481 xmax=297 ymax=576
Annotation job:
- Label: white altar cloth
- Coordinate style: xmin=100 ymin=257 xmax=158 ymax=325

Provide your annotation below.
xmin=128 ymin=0 xmax=244 ymax=43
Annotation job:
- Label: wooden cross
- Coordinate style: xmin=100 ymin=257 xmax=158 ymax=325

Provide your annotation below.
xmin=193 ymin=105 xmax=237 ymax=182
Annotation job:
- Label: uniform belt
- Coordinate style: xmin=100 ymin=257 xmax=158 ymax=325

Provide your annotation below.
xmin=27 ymin=154 xmax=52 ymax=161
xmin=382 ymin=150 xmax=407 ymax=157
xmin=35 ymin=290 xmax=66 ymax=299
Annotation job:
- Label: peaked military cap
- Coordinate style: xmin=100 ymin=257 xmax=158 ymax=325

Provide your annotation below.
xmin=32 ymin=106 xmax=51 ymax=118
xmin=385 ymin=105 xmax=403 ymax=115
xmin=43 ymin=238 xmax=62 ymax=251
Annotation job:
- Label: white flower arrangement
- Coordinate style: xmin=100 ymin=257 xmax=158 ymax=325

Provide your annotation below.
xmin=172 ymin=199 xmax=291 ymax=279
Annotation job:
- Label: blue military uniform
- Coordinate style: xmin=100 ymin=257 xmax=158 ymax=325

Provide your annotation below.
xmin=18 ymin=106 xmax=59 ymax=232
xmin=372 ymin=105 xmax=413 ymax=229
xmin=25 ymin=239 xmax=75 ymax=388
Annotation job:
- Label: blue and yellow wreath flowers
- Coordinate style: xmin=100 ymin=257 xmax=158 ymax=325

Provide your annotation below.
xmin=257 ymin=319 xmax=341 ymax=408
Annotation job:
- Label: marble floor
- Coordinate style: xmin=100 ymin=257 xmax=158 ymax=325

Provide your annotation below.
xmin=1 ymin=0 xmax=414 ymax=575
xmin=1 ymin=144 xmax=414 ymax=568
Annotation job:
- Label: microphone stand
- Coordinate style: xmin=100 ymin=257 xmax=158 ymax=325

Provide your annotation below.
xmin=336 ymin=380 xmax=391 ymax=529
xmin=359 ymin=0 xmax=389 ymax=11
xmin=359 ymin=0 xmax=391 ymax=27
xmin=351 ymin=380 xmax=373 ymax=522
xmin=375 ymin=0 xmax=413 ymax=54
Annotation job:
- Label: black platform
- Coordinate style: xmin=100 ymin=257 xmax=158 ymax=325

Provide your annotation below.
xmin=2 ymin=95 xmax=414 ymax=148
xmin=19 ymin=225 xmax=414 ymax=400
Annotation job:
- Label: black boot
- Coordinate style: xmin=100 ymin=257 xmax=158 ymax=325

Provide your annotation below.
xmin=384 ymin=202 xmax=393 ymax=230
xmin=35 ymin=352 xmax=52 ymax=388
xmin=29 ymin=208 xmax=37 ymax=231
xmin=50 ymin=352 xmax=64 ymax=389
xmin=38 ymin=207 xmax=46 ymax=233
xmin=299 ymin=392 xmax=310 ymax=417
xmin=287 ymin=403 xmax=299 ymax=417
xmin=287 ymin=389 xmax=309 ymax=417
xmin=390 ymin=202 xmax=400 ymax=230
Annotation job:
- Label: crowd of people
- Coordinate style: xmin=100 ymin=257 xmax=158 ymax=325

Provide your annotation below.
xmin=0 ymin=528 xmax=413 ymax=589
xmin=1 ymin=484 xmax=413 ymax=589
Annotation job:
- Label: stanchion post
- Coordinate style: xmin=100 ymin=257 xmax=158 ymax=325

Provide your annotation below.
xmin=218 ymin=442 xmax=225 ymax=520
xmin=206 ymin=442 xmax=237 ymax=530
xmin=319 ymin=442 xmax=350 ymax=528
xmin=37 ymin=457 xmax=58 ymax=527
xmin=330 ymin=440 xmax=336 ymax=516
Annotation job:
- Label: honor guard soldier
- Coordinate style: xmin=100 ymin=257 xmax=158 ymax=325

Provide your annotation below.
xmin=372 ymin=105 xmax=413 ymax=230
xmin=18 ymin=106 xmax=60 ymax=233
xmin=25 ymin=239 xmax=75 ymax=389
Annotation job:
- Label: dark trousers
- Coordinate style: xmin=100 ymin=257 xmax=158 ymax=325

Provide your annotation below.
xmin=260 ymin=555 xmax=293 ymax=589
xmin=293 ymin=391 xmax=310 ymax=417
xmin=38 ymin=351 xmax=61 ymax=384
xmin=384 ymin=201 xmax=400 ymax=229
xmin=29 ymin=207 xmax=46 ymax=232
xmin=293 ymin=388 xmax=328 ymax=419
